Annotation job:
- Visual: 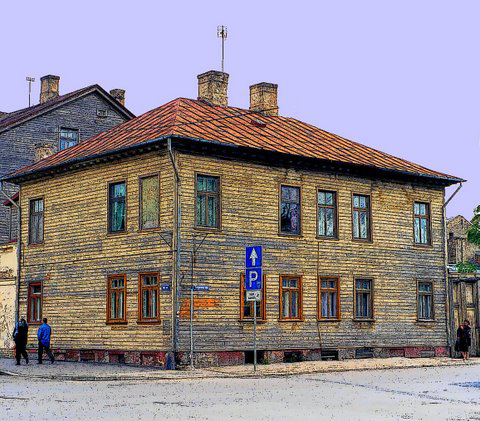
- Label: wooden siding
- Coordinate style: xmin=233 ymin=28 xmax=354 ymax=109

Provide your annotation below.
xmin=18 ymin=152 xmax=174 ymax=351
xmin=18 ymin=148 xmax=448 ymax=354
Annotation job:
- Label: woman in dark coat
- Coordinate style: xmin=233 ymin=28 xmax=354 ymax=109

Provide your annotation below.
xmin=457 ymin=320 xmax=472 ymax=361
xmin=12 ymin=317 xmax=29 ymax=365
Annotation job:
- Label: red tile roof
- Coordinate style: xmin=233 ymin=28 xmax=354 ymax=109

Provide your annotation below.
xmin=0 ymin=85 xmax=134 ymax=134
xmin=5 ymin=98 xmax=462 ymax=183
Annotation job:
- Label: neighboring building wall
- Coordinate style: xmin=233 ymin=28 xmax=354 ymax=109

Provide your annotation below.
xmin=0 ymin=92 xmax=129 ymax=244
xmin=0 ymin=243 xmax=17 ymax=356
xmin=447 ymin=216 xmax=480 ymax=265
xmin=18 ymin=149 xmax=449 ymax=365
xmin=18 ymin=152 xmax=174 ymax=365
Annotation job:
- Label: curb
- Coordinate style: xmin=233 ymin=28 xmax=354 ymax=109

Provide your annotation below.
xmin=0 ymin=359 xmax=477 ymax=382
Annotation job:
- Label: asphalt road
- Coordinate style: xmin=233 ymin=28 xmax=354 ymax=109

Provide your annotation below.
xmin=1 ymin=365 xmax=479 ymax=420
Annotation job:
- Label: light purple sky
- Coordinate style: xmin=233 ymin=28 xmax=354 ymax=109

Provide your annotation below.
xmin=1 ymin=1 xmax=477 ymax=218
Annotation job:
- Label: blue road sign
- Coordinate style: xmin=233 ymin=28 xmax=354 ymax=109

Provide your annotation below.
xmin=245 ymin=268 xmax=262 ymax=290
xmin=246 ymin=246 xmax=262 ymax=269
xmin=193 ymin=285 xmax=210 ymax=291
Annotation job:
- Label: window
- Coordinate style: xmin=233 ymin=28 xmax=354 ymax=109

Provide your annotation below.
xmin=108 ymin=182 xmax=126 ymax=233
xmin=28 ymin=282 xmax=42 ymax=323
xmin=139 ymin=175 xmax=160 ymax=230
xmin=139 ymin=273 xmax=160 ymax=322
xmin=355 ymin=278 xmax=373 ymax=320
xmin=352 ymin=194 xmax=371 ymax=241
xmin=317 ymin=190 xmax=337 ymax=238
xmin=414 ymin=202 xmax=431 ymax=245
xmin=59 ymin=128 xmax=79 ymax=150
xmin=29 ymin=198 xmax=44 ymax=244
xmin=240 ymin=273 xmax=266 ymax=321
xmin=196 ymin=174 xmax=220 ymax=228
xmin=318 ymin=277 xmax=340 ymax=320
xmin=418 ymin=281 xmax=433 ymax=320
xmin=280 ymin=185 xmax=301 ymax=235
xmin=107 ymin=275 xmax=126 ymax=323
xmin=279 ymin=276 xmax=302 ymax=320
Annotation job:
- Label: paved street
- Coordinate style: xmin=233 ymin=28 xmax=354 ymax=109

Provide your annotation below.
xmin=1 ymin=365 xmax=479 ymax=420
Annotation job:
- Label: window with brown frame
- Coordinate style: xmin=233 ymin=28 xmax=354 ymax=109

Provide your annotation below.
xmin=139 ymin=273 xmax=160 ymax=322
xmin=28 ymin=282 xmax=42 ymax=323
xmin=139 ymin=175 xmax=160 ymax=230
xmin=108 ymin=182 xmax=126 ymax=233
xmin=354 ymin=278 xmax=373 ymax=320
xmin=279 ymin=276 xmax=302 ymax=320
xmin=196 ymin=174 xmax=220 ymax=228
xmin=318 ymin=277 xmax=340 ymax=320
xmin=280 ymin=186 xmax=301 ymax=235
xmin=352 ymin=194 xmax=371 ymax=241
xmin=107 ymin=275 xmax=126 ymax=323
xmin=417 ymin=281 xmax=433 ymax=320
xmin=240 ymin=273 xmax=266 ymax=321
xmin=414 ymin=202 xmax=431 ymax=245
xmin=317 ymin=190 xmax=337 ymax=238
xmin=29 ymin=198 xmax=44 ymax=244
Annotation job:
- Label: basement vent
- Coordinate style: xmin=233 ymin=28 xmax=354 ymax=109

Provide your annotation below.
xmin=284 ymin=351 xmax=304 ymax=363
xmin=355 ymin=348 xmax=374 ymax=359
xmin=320 ymin=350 xmax=339 ymax=361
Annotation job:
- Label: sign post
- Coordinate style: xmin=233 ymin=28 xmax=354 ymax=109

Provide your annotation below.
xmin=245 ymin=246 xmax=262 ymax=372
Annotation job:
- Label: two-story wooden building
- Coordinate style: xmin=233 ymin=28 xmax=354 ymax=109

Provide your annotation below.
xmin=3 ymin=71 xmax=464 ymax=367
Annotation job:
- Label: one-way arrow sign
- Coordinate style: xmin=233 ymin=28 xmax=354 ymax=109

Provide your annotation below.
xmin=245 ymin=246 xmax=262 ymax=268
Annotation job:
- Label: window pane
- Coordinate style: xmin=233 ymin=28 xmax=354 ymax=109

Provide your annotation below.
xmin=321 ymin=281 xmax=328 ymax=289
xmin=289 ymin=279 xmax=298 ymax=288
xmin=281 ymin=203 xmax=300 ymax=234
xmin=414 ymin=218 xmax=420 ymax=243
xmin=321 ymin=292 xmax=328 ymax=317
xmin=206 ymin=177 xmax=218 ymax=193
xmin=330 ymin=292 xmax=337 ymax=317
xmin=420 ymin=218 xmax=428 ymax=244
xmin=326 ymin=208 xmax=334 ymax=236
xmin=197 ymin=194 xmax=206 ymax=225
xmin=318 ymin=208 xmax=325 ymax=236
xmin=360 ymin=212 xmax=367 ymax=239
xmin=329 ymin=280 xmax=336 ymax=289
xmin=359 ymin=196 xmax=366 ymax=208
xmin=282 ymin=291 xmax=289 ymax=318
xmin=414 ymin=203 xmax=420 ymax=215
xmin=111 ymin=291 xmax=116 ymax=319
xmin=207 ymin=196 xmax=217 ymax=227
xmin=353 ymin=211 xmax=359 ymax=238
xmin=143 ymin=290 xmax=148 ymax=318
xmin=197 ymin=176 xmax=207 ymax=192
xmin=282 ymin=186 xmax=299 ymax=202
xmin=141 ymin=176 xmax=159 ymax=229
xmin=291 ymin=291 xmax=298 ymax=318
xmin=325 ymin=192 xmax=333 ymax=205
xmin=118 ymin=292 xmax=124 ymax=319
xmin=318 ymin=191 xmax=326 ymax=205
xmin=353 ymin=195 xmax=359 ymax=208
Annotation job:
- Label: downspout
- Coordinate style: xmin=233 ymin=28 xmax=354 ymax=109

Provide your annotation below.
xmin=167 ymin=139 xmax=181 ymax=367
xmin=443 ymin=182 xmax=463 ymax=356
xmin=0 ymin=181 xmax=21 ymax=326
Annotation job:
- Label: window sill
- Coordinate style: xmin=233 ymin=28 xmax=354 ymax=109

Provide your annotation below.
xmin=28 ymin=242 xmax=45 ymax=248
xmin=413 ymin=243 xmax=433 ymax=249
xmin=137 ymin=320 xmax=162 ymax=325
xmin=137 ymin=227 xmax=161 ymax=233
xmin=238 ymin=319 xmax=267 ymax=324
xmin=352 ymin=239 xmax=373 ymax=244
xmin=316 ymin=236 xmax=339 ymax=241
xmin=28 ymin=321 xmax=41 ymax=325
xmin=278 ymin=233 xmax=303 ymax=239
xmin=278 ymin=318 xmax=304 ymax=322
xmin=352 ymin=318 xmax=375 ymax=323
xmin=106 ymin=321 xmax=128 ymax=325
xmin=416 ymin=319 xmax=435 ymax=323
xmin=194 ymin=226 xmax=222 ymax=233
xmin=317 ymin=318 xmax=341 ymax=322
xmin=106 ymin=231 xmax=128 ymax=237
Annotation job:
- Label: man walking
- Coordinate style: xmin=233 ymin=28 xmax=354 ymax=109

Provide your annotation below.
xmin=12 ymin=317 xmax=29 ymax=365
xmin=37 ymin=318 xmax=54 ymax=364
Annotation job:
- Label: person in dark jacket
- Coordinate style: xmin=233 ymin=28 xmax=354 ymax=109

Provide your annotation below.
xmin=456 ymin=319 xmax=472 ymax=361
xmin=12 ymin=317 xmax=29 ymax=365
xmin=37 ymin=318 xmax=54 ymax=364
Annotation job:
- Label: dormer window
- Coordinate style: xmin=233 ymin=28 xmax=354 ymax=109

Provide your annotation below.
xmin=59 ymin=128 xmax=79 ymax=150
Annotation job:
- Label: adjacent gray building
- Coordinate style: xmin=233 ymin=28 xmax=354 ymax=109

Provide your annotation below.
xmin=0 ymin=75 xmax=135 ymax=243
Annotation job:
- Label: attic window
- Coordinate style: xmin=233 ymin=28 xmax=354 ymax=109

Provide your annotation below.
xmin=97 ymin=108 xmax=108 ymax=118
xmin=250 ymin=118 xmax=267 ymax=128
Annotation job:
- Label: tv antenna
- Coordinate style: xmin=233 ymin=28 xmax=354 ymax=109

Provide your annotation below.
xmin=26 ymin=76 xmax=35 ymax=107
xmin=217 ymin=25 xmax=228 ymax=72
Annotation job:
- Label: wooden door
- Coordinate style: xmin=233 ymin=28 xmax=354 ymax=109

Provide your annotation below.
xmin=452 ymin=280 xmax=478 ymax=356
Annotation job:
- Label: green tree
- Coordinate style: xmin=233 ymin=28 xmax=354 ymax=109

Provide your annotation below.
xmin=467 ymin=205 xmax=480 ymax=246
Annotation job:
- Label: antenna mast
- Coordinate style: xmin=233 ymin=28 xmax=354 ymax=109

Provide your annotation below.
xmin=217 ymin=25 xmax=228 ymax=72
xmin=26 ymin=76 xmax=35 ymax=107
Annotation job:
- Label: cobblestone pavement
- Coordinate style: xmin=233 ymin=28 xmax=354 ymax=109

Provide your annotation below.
xmin=0 ymin=356 xmax=478 ymax=381
xmin=1 ymin=364 xmax=480 ymax=420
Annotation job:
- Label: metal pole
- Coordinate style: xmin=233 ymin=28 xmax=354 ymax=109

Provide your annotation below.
xmin=254 ymin=299 xmax=257 ymax=372
xmin=221 ymin=37 xmax=225 ymax=73
xmin=190 ymin=287 xmax=194 ymax=369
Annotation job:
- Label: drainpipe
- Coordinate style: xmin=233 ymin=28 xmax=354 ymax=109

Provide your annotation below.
xmin=167 ymin=139 xmax=181 ymax=368
xmin=0 ymin=181 xmax=21 ymax=326
xmin=443 ymin=182 xmax=463 ymax=356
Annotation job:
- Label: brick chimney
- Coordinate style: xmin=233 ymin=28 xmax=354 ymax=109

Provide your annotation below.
xmin=40 ymin=75 xmax=60 ymax=104
xmin=197 ymin=71 xmax=229 ymax=107
xmin=110 ymin=89 xmax=125 ymax=106
xmin=249 ymin=82 xmax=278 ymax=116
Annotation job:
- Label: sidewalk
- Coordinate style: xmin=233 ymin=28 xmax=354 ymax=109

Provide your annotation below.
xmin=0 ymin=357 xmax=477 ymax=382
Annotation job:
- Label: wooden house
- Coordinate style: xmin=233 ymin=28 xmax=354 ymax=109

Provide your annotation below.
xmin=2 ymin=71 xmax=464 ymax=367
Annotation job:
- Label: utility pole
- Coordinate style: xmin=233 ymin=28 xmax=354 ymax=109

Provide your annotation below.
xmin=26 ymin=76 xmax=35 ymax=107
xmin=217 ymin=25 xmax=228 ymax=73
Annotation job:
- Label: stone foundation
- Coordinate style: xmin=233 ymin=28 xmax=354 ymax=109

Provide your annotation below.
xmin=20 ymin=346 xmax=450 ymax=368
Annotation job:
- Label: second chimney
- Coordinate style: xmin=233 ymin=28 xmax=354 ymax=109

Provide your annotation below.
xmin=110 ymin=89 xmax=126 ymax=106
xmin=197 ymin=71 xmax=229 ymax=107
xmin=249 ymin=82 xmax=278 ymax=116
xmin=40 ymin=75 xmax=60 ymax=104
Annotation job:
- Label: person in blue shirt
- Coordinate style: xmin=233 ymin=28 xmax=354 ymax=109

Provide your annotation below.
xmin=37 ymin=318 xmax=54 ymax=364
